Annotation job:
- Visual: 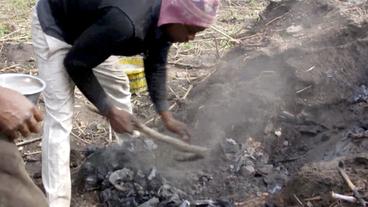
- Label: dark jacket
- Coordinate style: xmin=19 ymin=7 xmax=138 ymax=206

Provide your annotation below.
xmin=37 ymin=0 xmax=170 ymax=113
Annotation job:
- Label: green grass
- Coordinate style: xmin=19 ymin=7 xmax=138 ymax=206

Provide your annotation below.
xmin=0 ymin=23 xmax=10 ymax=38
xmin=181 ymin=42 xmax=196 ymax=50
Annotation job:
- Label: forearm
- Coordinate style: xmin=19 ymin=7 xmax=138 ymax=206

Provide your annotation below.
xmin=145 ymin=68 xmax=169 ymax=113
xmin=159 ymin=110 xmax=173 ymax=121
xmin=64 ymin=57 xmax=112 ymax=115
xmin=144 ymin=41 xmax=171 ymax=113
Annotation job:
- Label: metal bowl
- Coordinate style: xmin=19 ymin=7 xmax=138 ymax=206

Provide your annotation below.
xmin=0 ymin=73 xmax=46 ymax=104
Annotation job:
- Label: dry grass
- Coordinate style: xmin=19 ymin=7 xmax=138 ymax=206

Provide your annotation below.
xmin=169 ymin=0 xmax=267 ymax=67
xmin=0 ymin=0 xmax=267 ymax=61
xmin=0 ymin=0 xmax=35 ymax=42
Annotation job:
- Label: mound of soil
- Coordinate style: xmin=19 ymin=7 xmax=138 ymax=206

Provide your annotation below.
xmin=77 ymin=0 xmax=368 ymax=206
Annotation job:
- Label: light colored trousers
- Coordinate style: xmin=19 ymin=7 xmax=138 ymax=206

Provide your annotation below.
xmin=32 ymin=9 xmax=132 ymax=207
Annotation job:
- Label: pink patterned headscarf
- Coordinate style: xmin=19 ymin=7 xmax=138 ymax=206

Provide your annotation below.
xmin=158 ymin=0 xmax=220 ymax=28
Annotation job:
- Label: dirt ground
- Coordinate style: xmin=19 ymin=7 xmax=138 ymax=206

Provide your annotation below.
xmin=1 ymin=0 xmax=368 ymax=206
xmin=183 ymin=0 xmax=368 ymax=206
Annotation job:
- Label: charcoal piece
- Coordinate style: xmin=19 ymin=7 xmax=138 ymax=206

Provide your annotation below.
xmin=109 ymin=168 xmax=135 ymax=183
xmin=134 ymin=170 xmax=148 ymax=191
xmin=179 ymin=200 xmax=190 ymax=207
xmin=256 ymin=164 xmax=274 ymax=175
xmin=192 ymin=199 xmax=235 ymax=207
xmin=100 ymin=188 xmax=139 ymax=207
xmin=197 ymin=173 xmax=213 ymax=186
xmin=212 ymin=199 xmax=235 ymax=207
xmin=84 ymin=145 xmax=100 ymax=157
xmin=352 ymin=85 xmax=368 ymax=103
xmin=158 ymin=198 xmax=183 ymax=207
xmin=147 ymin=174 xmax=164 ymax=192
xmin=115 ymin=197 xmax=138 ymax=207
xmin=233 ymin=153 xmax=254 ymax=173
xmin=158 ymin=184 xmax=179 ymax=199
xmin=136 ymin=170 xmax=146 ymax=178
xmin=157 ymin=184 xmax=186 ymax=207
xmin=263 ymin=173 xmax=286 ymax=194
xmin=240 ymin=165 xmax=256 ymax=176
xmin=84 ymin=175 xmax=99 ymax=191
xmin=147 ymin=167 xmax=157 ymax=180
xmin=143 ymin=139 xmax=158 ymax=150
xmin=221 ymin=138 xmax=240 ymax=156
xmin=137 ymin=197 xmax=159 ymax=207
xmin=133 ymin=183 xmax=146 ymax=197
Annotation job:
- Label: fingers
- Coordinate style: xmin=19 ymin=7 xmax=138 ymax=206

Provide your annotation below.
xmin=183 ymin=132 xmax=191 ymax=141
xmin=125 ymin=122 xmax=134 ymax=134
xmin=18 ymin=123 xmax=31 ymax=137
xmin=130 ymin=116 xmax=139 ymax=126
xmin=2 ymin=111 xmax=42 ymax=140
xmin=109 ymin=116 xmax=134 ymax=134
xmin=11 ymin=116 xmax=40 ymax=138
xmin=180 ymin=127 xmax=191 ymax=142
xmin=124 ymin=113 xmax=134 ymax=133
xmin=26 ymin=115 xmax=41 ymax=133
xmin=32 ymin=107 xmax=44 ymax=122
xmin=183 ymin=126 xmax=192 ymax=138
xmin=174 ymin=123 xmax=191 ymax=142
xmin=164 ymin=119 xmax=192 ymax=142
xmin=19 ymin=111 xmax=42 ymax=136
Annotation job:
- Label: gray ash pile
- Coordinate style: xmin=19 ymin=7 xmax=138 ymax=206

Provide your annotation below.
xmin=76 ymin=144 xmax=234 ymax=207
xmin=100 ymin=167 xmax=185 ymax=206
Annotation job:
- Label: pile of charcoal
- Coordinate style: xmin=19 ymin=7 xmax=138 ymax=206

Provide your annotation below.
xmin=100 ymin=167 xmax=185 ymax=206
xmin=77 ymin=144 xmax=234 ymax=207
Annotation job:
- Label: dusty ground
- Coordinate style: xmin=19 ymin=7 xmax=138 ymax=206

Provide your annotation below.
xmin=1 ymin=0 xmax=368 ymax=207
xmin=182 ymin=0 xmax=368 ymax=206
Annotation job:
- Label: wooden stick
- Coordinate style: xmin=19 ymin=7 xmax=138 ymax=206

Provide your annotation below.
xmin=168 ymin=102 xmax=178 ymax=111
xmin=24 ymin=151 xmax=42 ymax=156
xmin=164 ymin=85 xmax=193 ymax=113
xmin=305 ymin=66 xmax=316 ymax=72
xmin=168 ymin=61 xmax=198 ymax=68
xmin=16 ymin=137 xmax=42 ymax=147
xmin=0 ymin=29 xmax=21 ymax=40
xmin=265 ymin=12 xmax=289 ymax=26
xmin=144 ymin=117 xmax=156 ymax=125
xmin=133 ymin=119 xmax=208 ymax=156
xmin=0 ymin=35 xmax=28 ymax=42
xmin=213 ymin=36 xmax=221 ymax=58
xmin=210 ymin=25 xmax=240 ymax=43
xmin=304 ymin=196 xmax=321 ymax=202
xmin=200 ymin=69 xmax=217 ymax=83
xmin=338 ymin=167 xmax=367 ymax=207
xmin=71 ymin=131 xmax=91 ymax=144
xmin=168 ymin=86 xmax=180 ymax=99
xmin=182 ymin=85 xmax=193 ymax=100
xmin=331 ymin=192 xmax=357 ymax=203
xmin=108 ymin=123 xmax=113 ymax=143
xmin=0 ymin=64 xmax=20 ymax=71
xmin=296 ymin=85 xmax=312 ymax=94
xmin=293 ymin=194 xmax=305 ymax=207
xmin=265 ymin=16 xmax=283 ymax=26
